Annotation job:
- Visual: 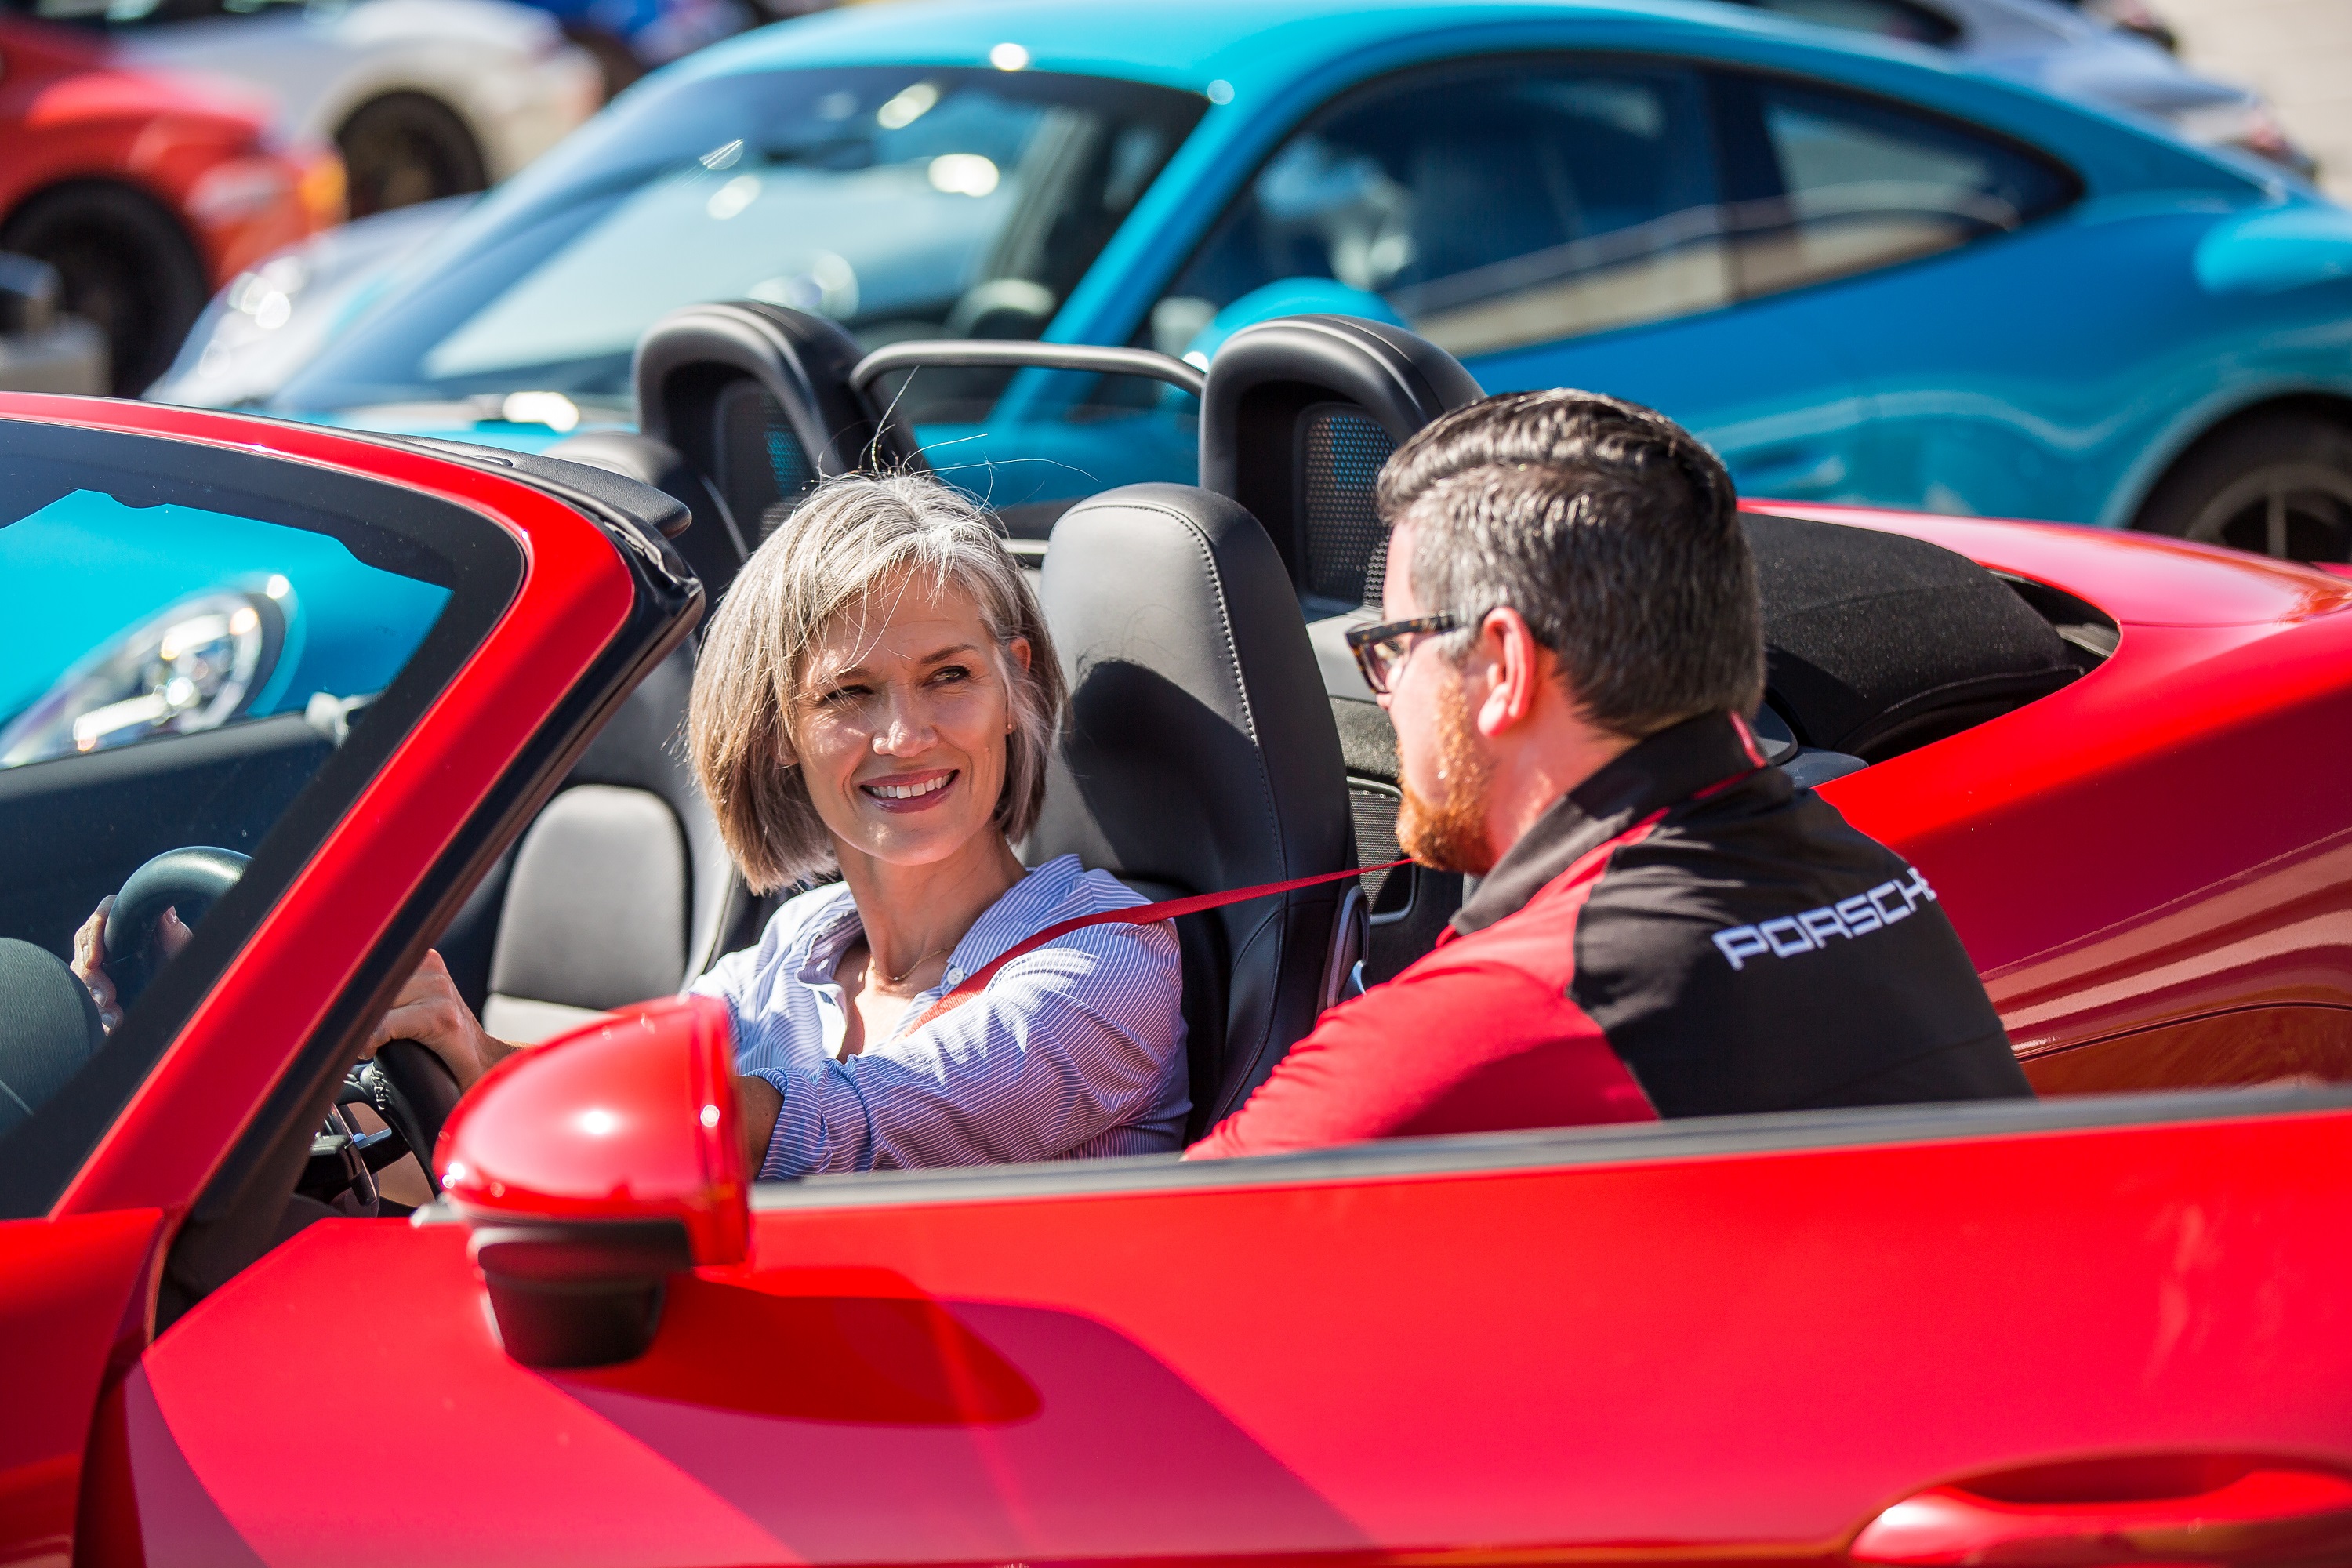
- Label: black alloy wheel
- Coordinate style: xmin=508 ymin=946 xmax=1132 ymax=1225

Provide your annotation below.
xmin=0 ymin=181 xmax=209 ymax=396
xmin=2136 ymin=409 xmax=2352 ymax=564
xmin=337 ymin=93 xmax=488 ymax=218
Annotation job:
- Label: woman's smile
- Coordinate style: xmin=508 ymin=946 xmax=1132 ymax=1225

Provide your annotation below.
xmin=861 ymin=767 xmax=958 ymax=811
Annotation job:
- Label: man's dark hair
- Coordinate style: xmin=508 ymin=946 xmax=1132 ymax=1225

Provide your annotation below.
xmin=1377 ymin=389 xmax=1764 ymax=739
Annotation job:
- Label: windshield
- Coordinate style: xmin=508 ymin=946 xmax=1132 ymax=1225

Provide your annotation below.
xmin=0 ymin=419 xmax=514 ymax=1205
xmin=277 ymin=65 xmax=1205 ymax=420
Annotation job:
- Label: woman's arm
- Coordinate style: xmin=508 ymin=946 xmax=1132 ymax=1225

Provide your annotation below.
xmin=745 ymin=923 xmax=1184 ymax=1179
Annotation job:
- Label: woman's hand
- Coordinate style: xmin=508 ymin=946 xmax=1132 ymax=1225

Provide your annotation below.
xmin=70 ymin=895 xmax=191 ymax=1035
xmin=363 ymin=950 xmax=515 ymax=1090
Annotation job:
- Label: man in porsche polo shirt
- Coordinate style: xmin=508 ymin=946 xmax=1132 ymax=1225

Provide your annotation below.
xmin=1189 ymin=390 xmax=2030 ymax=1159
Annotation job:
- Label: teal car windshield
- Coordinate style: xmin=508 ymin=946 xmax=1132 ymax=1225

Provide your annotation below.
xmin=276 ymin=65 xmax=1205 ymax=418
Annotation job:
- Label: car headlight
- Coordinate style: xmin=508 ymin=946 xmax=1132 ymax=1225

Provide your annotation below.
xmin=0 ymin=583 xmax=292 ymax=768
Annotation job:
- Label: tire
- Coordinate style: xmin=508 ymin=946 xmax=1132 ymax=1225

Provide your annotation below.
xmin=2134 ymin=409 xmax=2352 ymax=563
xmin=0 ymin=181 xmax=208 ymax=396
xmin=336 ymin=93 xmax=488 ymax=218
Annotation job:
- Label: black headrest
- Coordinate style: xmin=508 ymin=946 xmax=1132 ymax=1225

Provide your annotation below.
xmin=1200 ymin=314 xmax=1483 ymax=615
xmin=1029 ymin=483 xmax=1354 ymax=1134
xmin=633 ymin=303 xmax=914 ymax=568
xmin=0 ymin=936 xmax=103 ymax=1140
xmin=1750 ymin=514 xmax=2079 ymax=760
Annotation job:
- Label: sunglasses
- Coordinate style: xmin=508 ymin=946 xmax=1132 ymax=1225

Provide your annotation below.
xmin=1345 ymin=613 xmax=1468 ymax=695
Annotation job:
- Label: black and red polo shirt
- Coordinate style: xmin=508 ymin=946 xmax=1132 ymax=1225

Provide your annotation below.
xmin=1189 ymin=712 xmax=2030 ymax=1159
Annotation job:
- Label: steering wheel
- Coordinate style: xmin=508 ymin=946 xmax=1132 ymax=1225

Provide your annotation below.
xmin=344 ymin=1040 xmax=463 ymax=1196
xmin=103 ymin=846 xmax=249 ymax=1008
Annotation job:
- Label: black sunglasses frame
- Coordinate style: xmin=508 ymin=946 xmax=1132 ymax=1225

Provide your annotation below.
xmin=1345 ymin=613 xmax=1468 ymax=695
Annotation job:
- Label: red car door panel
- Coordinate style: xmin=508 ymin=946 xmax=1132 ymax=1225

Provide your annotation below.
xmin=0 ymin=1209 xmax=160 ymax=1568
xmin=117 ymin=1098 xmax=2352 ymax=1566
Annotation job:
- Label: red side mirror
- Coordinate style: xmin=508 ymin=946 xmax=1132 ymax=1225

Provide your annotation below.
xmin=436 ymin=993 xmax=748 ymax=1368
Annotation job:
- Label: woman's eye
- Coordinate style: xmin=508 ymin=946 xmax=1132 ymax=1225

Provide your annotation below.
xmin=929 ymin=665 xmax=971 ymax=685
xmin=818 ymin=684 xmax=868 ymax=706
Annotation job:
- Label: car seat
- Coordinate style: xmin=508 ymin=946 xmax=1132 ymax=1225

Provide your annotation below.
xmin=630 ymin=299 xmax=914 ymax=594
xmin=1199 ymin=312 xmax=1483 ymax=617
xmin=456 ymin=646 xmax=748 ymax=1043
xmin=1199 ymin=313 xmax=1483 ymax=981
xmin=1025 ymin=483 xmax=1359 ymax=1138
xmin=0 ymin=936 xmax=103 ymax=1140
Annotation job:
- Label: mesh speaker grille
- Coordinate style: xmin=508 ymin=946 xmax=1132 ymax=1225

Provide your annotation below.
xmin=1348 ymin=781 xmax=1405 ymax=909
xmin=714 ymin=379 xmax=815 ymax=543
xmin=1302 ymin=406 xmax=1396 ymax=608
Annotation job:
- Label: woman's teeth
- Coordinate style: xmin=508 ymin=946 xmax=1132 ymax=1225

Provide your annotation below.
xmin=866 ymin=774 xmax=951 ymax=800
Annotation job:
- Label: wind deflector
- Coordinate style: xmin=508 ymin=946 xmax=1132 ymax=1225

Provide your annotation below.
xmin=1750 ymin=513 xmax=2080 ymax=762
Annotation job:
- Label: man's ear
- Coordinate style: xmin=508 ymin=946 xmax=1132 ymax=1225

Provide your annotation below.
xmin=1473 ymin=608 xmax=1548 ymax=739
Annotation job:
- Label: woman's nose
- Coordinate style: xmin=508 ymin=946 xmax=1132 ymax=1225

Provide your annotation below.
xmin=872 ymin=688 xmax=940 ymax=754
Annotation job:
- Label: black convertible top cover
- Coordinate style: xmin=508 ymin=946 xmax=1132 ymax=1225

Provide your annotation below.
xmin=1749 ymin=514 xmax=2079 ymax=760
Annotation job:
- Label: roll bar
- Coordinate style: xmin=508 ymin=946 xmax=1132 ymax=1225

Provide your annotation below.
xmin=849 ymin=341 xmax=1207 ymax=400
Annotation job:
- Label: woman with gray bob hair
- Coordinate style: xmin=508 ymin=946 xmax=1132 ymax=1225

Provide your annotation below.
xmin=332 ymin=473 xmax=1188 ymax=1179
xmin=691 ymin=472 xmax=1062 ymax=892
xmin=681 ymin=472 xmax=1189 ymax=1178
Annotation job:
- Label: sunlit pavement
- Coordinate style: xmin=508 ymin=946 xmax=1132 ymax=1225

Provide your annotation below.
xmin=2167 ymin=0 xmax=2352 ymax=201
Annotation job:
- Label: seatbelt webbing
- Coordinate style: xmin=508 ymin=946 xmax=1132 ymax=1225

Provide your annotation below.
xmin=915 ymin=858 xmax=1413 ymax=1028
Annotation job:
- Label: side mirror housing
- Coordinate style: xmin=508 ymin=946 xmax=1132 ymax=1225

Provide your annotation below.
xmin=437 ymin=994 xmax=747 ymax=1369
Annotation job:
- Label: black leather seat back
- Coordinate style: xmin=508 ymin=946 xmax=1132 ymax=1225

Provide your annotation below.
xmin=632 ymin=301 xmax=915 ymax=597
xmin=1199 ymin=314 xmax=1482 ymax=616
xmin=1027 ymin=484 xmax=1355 ymax=1135
xmin=0 ymin=936 xmax=103 ymax=1139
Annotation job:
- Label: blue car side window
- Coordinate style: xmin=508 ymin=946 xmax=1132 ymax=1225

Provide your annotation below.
xmin=1159 ymin=56 xmax=2076 ymax=365
xmin=1159 ymin=60 xmax=1727 ymax=361
xmin=1722 ymin=78 xmax=2077 ymax=298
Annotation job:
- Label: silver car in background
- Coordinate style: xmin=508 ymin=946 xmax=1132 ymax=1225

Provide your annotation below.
xmin=1722 ymin=0 xmax=2316 ymax=175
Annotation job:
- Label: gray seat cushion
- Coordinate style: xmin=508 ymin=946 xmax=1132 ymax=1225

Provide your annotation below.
xmin=485 ymin=784 xmax=689 ymax=1040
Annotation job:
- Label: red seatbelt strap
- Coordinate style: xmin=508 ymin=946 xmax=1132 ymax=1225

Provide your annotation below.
xmin=914 ymin=858 xmax=1413 ymax=1029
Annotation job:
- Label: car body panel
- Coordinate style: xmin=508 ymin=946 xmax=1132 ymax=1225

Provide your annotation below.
xmin=115 ymin=1095 xmax=2352 ymax=1565
xmin=0 ymin=1207 xmax=160 ymax=1564
xmin=0 ymin=19 xmax=332 ymax=289
xmin=1768 ymin=503 xmax=2352 ymax=1086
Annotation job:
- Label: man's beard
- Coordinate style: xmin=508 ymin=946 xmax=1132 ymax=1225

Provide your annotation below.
xmin=1396 ymin=679 xmax=1495 ymax=876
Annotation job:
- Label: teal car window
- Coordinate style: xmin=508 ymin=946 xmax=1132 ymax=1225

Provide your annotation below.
xmin=1159 ymin=61 xmax=1725 ymax=361
xmin=277 ymin=67 xmax=1205 ymax=418
xmin=1727 ymin=77 xmax=2076 ymax=297
xmin=0 ymin=423 xmax=514 ymax=1201
xmin=1159 ymin=56 xmax=2074 ymax=364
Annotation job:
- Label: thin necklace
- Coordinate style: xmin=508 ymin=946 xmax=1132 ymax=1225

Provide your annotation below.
xmin=873 ymin=942 xmax=953 ymax=989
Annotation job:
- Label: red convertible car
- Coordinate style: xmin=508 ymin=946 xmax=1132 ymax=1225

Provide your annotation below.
xmin=6 ymin=309 xmax=2352 ymax=1566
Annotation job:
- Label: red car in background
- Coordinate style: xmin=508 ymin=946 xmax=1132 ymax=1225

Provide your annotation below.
xmin=9 ymin=308 xmax=2352 ymax=1565
xmin=0 ymin=16 xmax=339 ymax=394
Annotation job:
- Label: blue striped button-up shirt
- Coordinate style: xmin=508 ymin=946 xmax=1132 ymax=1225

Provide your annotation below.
xmin=692 ymin=855 xmax=1189 ymax=1180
